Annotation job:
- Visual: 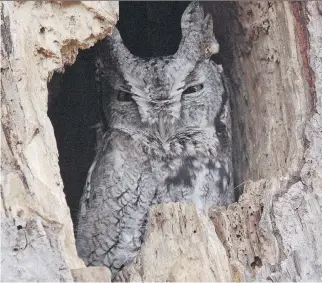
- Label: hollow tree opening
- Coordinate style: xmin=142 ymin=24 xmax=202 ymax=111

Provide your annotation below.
xmin=47 ymin=1 xmax=255 ymax=230
xmin=48 ymin=1 xmax=216 ymax=226
xmin=48 ymin=48 xmax=99 ymax=225
xmin=45 ymin=0 xmax=315 ymax=278
xmin=117 ymin=2 xmax=190 ymax=57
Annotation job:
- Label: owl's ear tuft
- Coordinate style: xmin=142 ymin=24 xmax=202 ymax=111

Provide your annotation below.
xmin=110 ymin=27 xmax=135 ymax=61
xmin=180 ymin=2 xmax=204 ymax=38
xmin=203 ymin=14 xmax=213 ymax=38
xmin=98 ymin=27 xmax=136 ymax=67
xmin=176 ymin=2 xmax=219 ymax=62
xmin=110 ymin=27 xmax=122 ymax=43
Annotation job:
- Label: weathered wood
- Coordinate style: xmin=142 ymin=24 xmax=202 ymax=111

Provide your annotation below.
xmin=120 ymin=203 xmax=232 ymax=282
xmin=71 ymin=266 xmax=111 ymax=282
xmin=1 ymin=2 xmax=117 ymax=281
xmin=1 ymin=1 xmax=321 ymax=282
xmin=208 ymin=1 xmax=322 ymax=281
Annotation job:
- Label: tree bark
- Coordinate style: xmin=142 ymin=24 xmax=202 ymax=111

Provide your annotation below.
xmin=1 ymin=1 xmax=117 ymax=281
xmin=207 ymin=2 xmax=322 ymax=281
xmin=1 ymin=1 xmax=321 ymax=282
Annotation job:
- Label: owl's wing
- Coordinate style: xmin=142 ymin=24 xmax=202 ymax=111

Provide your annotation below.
xmin=219 ymin=74 xmax=234 ymax=202
xmin=76 ymin=131 xmax=156 ymax=275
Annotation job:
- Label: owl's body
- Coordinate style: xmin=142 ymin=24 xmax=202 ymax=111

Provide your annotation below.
xmin=76 ymin=3 xmax=233 ymax=279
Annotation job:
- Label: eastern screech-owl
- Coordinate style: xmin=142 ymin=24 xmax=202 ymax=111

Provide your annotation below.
xmin=76 ymin=2 xmax=233 ymax=279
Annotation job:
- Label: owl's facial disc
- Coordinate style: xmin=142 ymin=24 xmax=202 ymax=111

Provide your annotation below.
xmin=115 ymin=67 xmax=209 ymax=143
xmin=106 ymin=49 xmax=221 ymax=148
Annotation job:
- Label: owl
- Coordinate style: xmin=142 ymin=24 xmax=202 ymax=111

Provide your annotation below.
xmin=76 ymin=2 xmax=234 ymax=279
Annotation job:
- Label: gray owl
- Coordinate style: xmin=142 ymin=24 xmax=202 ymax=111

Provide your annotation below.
xmin=76 ymin=2 xmax=234 ymax=279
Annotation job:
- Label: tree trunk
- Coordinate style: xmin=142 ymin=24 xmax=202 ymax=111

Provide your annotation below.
xmin=207 ymin=2 xmax=322 ymax=281
xmin=1 ymin=1 xmax=117 ymax=281
xmin=1 ymin=1 xmax=321 ymax=282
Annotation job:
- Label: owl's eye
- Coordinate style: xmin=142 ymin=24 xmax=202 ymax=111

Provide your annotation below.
xmin=117 ymin=90 xmax=134 ymax=102
xmin=182 ymin=83 xmax=204 ymax=95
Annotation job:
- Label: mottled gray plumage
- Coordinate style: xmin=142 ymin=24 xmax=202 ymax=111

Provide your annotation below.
xmin=76 ymin=2 xmax=233 ymax=279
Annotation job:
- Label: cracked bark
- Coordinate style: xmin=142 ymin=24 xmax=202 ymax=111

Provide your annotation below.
xmin=204 ymin=1 xmax=322 ymax=281
xmin=1 ymin=1 xmax=321 ymax=282
xmin=1 ymin=1 xmax=117 ymax=281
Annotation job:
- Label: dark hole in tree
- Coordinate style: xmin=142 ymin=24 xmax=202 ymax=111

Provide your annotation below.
xmin=47 ymin=1 xmax=239 ymax=228
xmin=250 ymin=256 xmax=263 ymax=268
xmin=117 ymin=1 xmax=190 ymax=57
xmin=48 ymin=48 xmax=99 ymax=226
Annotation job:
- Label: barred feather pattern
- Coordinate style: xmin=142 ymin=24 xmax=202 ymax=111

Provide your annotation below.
xmin=76 ymin=2 xmax=234 ymax=279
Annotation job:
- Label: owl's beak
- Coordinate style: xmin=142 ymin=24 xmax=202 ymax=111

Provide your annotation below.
xmin=158 ymin=115 xmax=166 ymax=141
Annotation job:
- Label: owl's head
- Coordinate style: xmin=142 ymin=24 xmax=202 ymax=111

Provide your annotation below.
xmin=97 ymin=2 xmax=225 ymax=150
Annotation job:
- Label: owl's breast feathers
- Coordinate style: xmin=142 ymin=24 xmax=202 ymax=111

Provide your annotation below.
xmin=103 ymin=124 xmax=231 ymax=203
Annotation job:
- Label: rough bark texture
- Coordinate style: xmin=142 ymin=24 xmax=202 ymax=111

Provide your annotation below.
xmin=71 ymin=267 xmax=111 ymax=282
xmin=1 ymin=1 xmax=321 ymax=282
xmin=1 ymin=1 xmax=117 ymax=281
xmin=209 ymin=1 xmax=312 ymax=186
xmin=120 ymin=204 xmax=232 ymax=282
xmin=207 ymin=1 xmax=322 ymax=281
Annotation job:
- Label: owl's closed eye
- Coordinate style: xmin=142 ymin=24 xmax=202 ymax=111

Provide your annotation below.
xmin=182 ymin=83 xmax=204 ymax=95
xmin=117 ymin=90 xmax=134 ymax=102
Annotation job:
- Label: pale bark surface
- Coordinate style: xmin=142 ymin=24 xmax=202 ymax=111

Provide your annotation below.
xmin=210 ymin=1 xmax=312 ymax=184
xmin=1 ymin=1 xmax=117 ymax=281
xmin=1 ymin=1 xmax=321 ymax=282
xmin=120 ymin=203 xmax=232 ymax=282
xmin=207 ymin=2 xmax=322 ymax=281
xmin=71 ymin=266 xmax=111 ymax=282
